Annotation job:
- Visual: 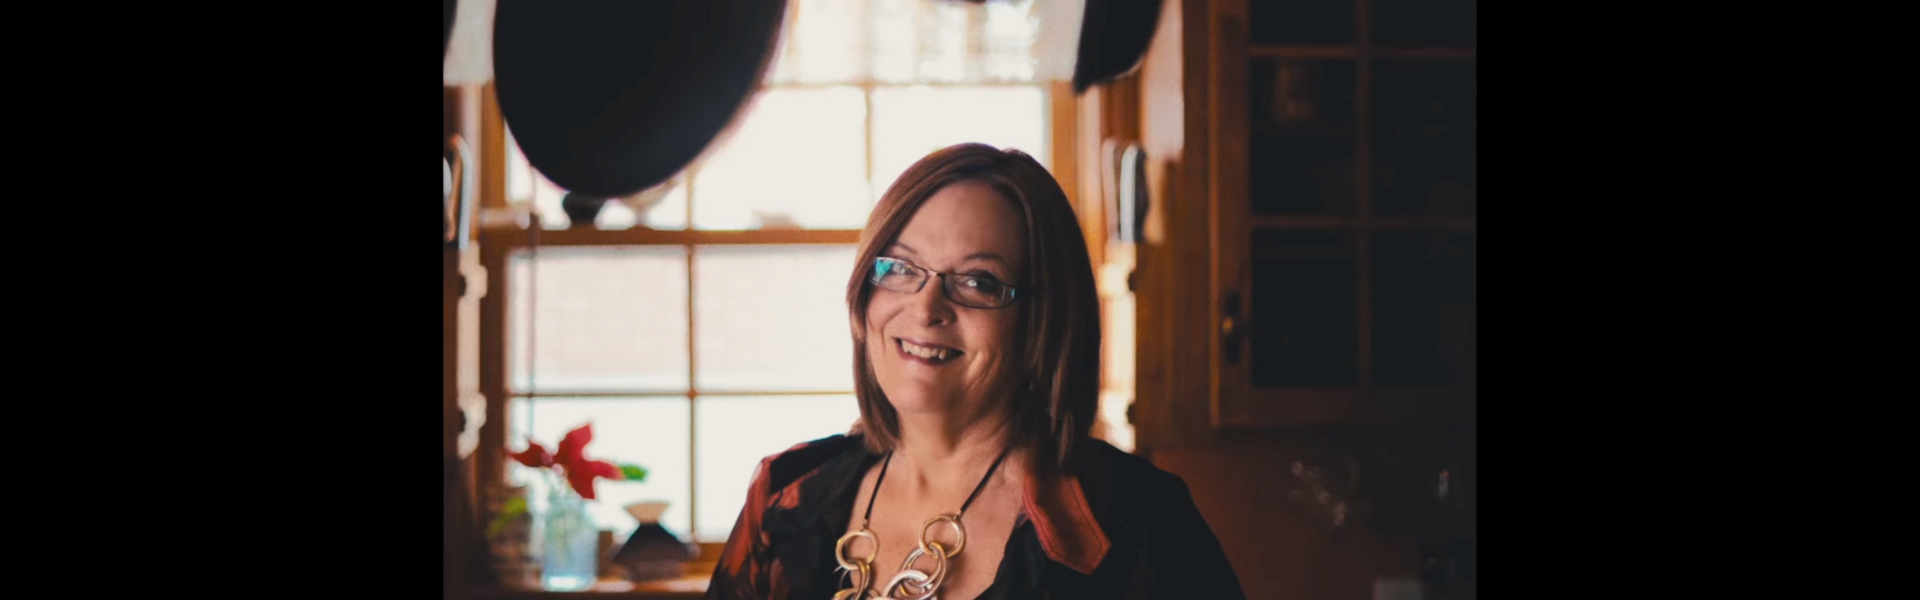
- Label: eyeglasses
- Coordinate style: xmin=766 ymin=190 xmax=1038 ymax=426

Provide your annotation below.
xmin=869 ymin=256 xmax=1021 ymax=309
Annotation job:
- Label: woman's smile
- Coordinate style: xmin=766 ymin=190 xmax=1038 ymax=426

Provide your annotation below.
xmin=896 ymin=337 xmax=965 ymax=365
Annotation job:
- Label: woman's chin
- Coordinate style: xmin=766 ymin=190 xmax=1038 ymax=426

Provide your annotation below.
xmin=881 ymin=387 xmax=961 ymax=416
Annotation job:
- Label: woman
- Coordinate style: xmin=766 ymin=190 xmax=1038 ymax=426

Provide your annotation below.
xmin=709 ymin=143 xmax=1243 ymax=600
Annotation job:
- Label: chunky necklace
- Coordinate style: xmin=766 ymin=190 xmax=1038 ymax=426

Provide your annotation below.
xmin=834 ymin=446 xmax=1013 ymax=600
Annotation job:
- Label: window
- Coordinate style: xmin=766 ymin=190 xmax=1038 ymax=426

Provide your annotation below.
xmin=491 ymin=0 xmax=1069 ymax=544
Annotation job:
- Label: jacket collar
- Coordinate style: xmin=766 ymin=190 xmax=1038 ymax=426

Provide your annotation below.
xmin=763 ymin=436 xmax=1113 ymax=575
xmin=1019 ymin=462 xmax=1111 ymax=574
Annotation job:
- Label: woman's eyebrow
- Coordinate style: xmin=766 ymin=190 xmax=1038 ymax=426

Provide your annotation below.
xmin=889 ymin=244 xmax=1011 ymax=269
xmin=964 ymin=252 xmax=1010 ymax=267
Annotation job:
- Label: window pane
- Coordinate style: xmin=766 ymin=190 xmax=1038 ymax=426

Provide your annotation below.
xmin=509 ymin=397 xmax=693 ymax=542
xmin=867 ymin=0 xmax=1043 ymax=84
xmin=695 ymin=395 xmax=862 ymax=542
xmin=774 ymin=0 xmax=1046 ymax=85
xmin=768 ymin=0 xmax=869 ymax=85
xmin=868 ymin=0 xmax=921 ymax=83
xmin=694 ymin=245 xmax=858 ymax=392
xmin=512 ymin=247 xmax=690 ymax=393
xmin=871 ymin=86 xmax=1047 ymax=201
xmin=692 ymin=87 xmax=870 ymax=230
xmin=979 ymin=0 xmax=1042 ymax=82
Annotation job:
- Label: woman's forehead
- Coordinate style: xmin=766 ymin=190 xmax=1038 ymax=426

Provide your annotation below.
xmin=893 ymin=181 xmax=1028 ymax=266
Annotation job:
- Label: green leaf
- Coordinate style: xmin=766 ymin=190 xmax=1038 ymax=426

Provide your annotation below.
xmin=618 ymin=464 xmax=648 ymax=482
xmin=487 ymin=496 xmax=528 ymax=539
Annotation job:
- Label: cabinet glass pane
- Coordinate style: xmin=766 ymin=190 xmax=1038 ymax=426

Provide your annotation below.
xmin=1249 ymin=231 xmax=1359 ymax=386
xmin=1249 ymin=0 xmax=1355 ymax=45
xmin=1371 ymin=231 xmax=1475 ymax=386
xmin=1371 ymin=61 xmax=1476 ymax=217
xmin=1251 ymin=136 xmax=1357 ymax=217
xmin=1249 ymin=59 xmax=1358 ymax=217
xmin=1250 ymin=59 xmax=1358 ymax=133
xmin=1373 ymin=0 xmax=1476 ymax=48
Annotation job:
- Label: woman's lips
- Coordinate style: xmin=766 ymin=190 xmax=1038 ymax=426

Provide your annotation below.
xmin=896 ymin=337 xmax=963 ymax=365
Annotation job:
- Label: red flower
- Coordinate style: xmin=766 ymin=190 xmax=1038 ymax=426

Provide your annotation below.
xmin=509 ymin=423 xmax=645 ymax=502
xmin=551 ymin=423 xmax=625 ymax=500
xmin=490 ymin=422 xmax=648 ymax=537
xmin=509 ymin=440 xmax=553 ymax=468
xmin=566 ymin=458 xmax=624 ymax=500
xmin=554 ymin=423 xmax=593 ymax=466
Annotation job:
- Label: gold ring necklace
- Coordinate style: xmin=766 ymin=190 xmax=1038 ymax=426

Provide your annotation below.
xmin=833 ymin=445 xmax=1012 ymax=600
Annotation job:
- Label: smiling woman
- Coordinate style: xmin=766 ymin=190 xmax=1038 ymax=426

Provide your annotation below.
xmin=707 ymin=144 xmax=1244 ymax=600
xmin=489 ymin=0 xmax=1067 ymax=553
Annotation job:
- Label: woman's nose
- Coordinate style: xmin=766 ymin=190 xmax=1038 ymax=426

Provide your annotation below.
xmin=909 ymin=274 xmax=956 ymax=325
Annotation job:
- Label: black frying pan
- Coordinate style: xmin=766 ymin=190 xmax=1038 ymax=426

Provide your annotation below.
xmin=445 ymin=0 xmax=457 ymax=57
xmin=492 ymin=0 xmax=791 ymax=198
xmin=488 ymin=0 xmax=1157 ymax=200
xmin=1074 ymin=0 xmax=1164 ymax=93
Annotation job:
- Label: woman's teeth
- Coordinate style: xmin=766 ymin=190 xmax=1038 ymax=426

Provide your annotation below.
xmin=900 ymin=339 xmax=956 ymax=361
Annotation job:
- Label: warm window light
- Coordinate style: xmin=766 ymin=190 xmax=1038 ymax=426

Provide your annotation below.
xmin=487 ymin=0 xmax=1102 ymax=546
xmin=443 ymin=0 xmax=495 ymax=86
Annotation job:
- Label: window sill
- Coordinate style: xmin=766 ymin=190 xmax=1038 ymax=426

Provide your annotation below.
xmin=450 ymin=575 xmax=709 ymax=600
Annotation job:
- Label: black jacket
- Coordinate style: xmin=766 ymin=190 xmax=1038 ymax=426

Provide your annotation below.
xmin=707 ymin=433 xmax=1245 ymax=600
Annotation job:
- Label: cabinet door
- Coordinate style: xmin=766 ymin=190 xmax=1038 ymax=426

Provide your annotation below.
xmin=1212 ymin=0 xmax=1476 ymax=428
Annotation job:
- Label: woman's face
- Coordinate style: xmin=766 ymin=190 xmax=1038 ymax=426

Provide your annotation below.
xmin=864 ymin=179 xmax=1029 ymax=421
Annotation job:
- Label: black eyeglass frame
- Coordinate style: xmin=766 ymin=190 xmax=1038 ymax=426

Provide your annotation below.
xmin=868 ymin=256 xmax=1023 ymax=309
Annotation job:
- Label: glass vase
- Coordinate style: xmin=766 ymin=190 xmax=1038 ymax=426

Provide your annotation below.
xmin=540 ymin=483 xmax=599 ymax=591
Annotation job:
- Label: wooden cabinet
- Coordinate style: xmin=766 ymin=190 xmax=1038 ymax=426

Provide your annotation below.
xmin=1206 ymin=0 xmax=1476 ymax=429
xmin=1124 ymin=0 xmax=1474 ymax=448
xmin=1081 ymin=4 xmax=1478 ymax=597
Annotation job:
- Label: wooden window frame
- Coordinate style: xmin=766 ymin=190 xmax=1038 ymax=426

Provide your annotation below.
xmin=470 ymin=80 xmax=1081 ymax=560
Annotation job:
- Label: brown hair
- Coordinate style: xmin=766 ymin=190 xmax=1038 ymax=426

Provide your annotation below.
xmin=845 ymin=143 xmax=1100 ymax=469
